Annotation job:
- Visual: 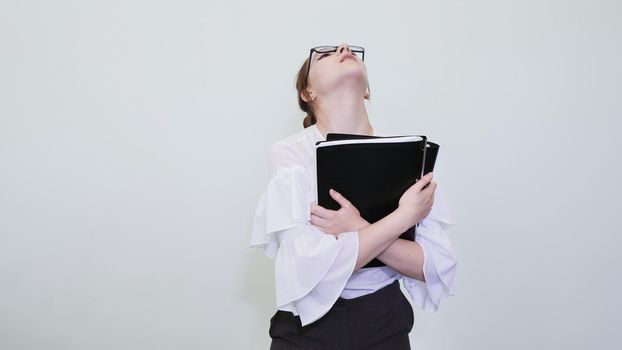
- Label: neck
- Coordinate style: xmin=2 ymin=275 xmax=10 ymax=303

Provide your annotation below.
xmin=313 ymin=86 xmax=373 ymax=138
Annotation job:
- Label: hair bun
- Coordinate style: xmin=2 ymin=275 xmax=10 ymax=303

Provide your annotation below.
xmin=303 ymin=114 xmax=316 ymax=128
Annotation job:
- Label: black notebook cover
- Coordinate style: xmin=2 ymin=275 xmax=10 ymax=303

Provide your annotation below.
xmin=315 ymin=133 xmax=439 ymax=269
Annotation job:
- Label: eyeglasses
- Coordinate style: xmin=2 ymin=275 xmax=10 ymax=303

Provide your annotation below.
xmin=305 ymin=45 xmax=365 ymax=85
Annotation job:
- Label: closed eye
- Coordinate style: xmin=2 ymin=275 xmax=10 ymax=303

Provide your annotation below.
xmin=317 ymin=53 xmax=332 ymax=60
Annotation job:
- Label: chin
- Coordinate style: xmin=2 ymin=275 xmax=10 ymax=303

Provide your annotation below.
xmin=322 ymin=65 xmax=368 ymax=90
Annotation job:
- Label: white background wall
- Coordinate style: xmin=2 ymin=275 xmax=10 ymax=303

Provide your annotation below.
xmin=1 ymin=0 xmax=620 ymax=349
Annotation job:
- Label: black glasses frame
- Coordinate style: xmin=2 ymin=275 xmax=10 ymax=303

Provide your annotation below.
xmin=304 ymin=45 xmax=365 ymax=85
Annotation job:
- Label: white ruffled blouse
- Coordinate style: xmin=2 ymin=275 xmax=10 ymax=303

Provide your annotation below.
xmin=250 ymin=124 xmax=457 ymax=326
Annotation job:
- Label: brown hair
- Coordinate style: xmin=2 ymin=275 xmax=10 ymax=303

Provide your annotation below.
xmin=295 ymin=58 xmax=316 ymax=128
xmin=295 ymin=57 xmax=370 ymax=128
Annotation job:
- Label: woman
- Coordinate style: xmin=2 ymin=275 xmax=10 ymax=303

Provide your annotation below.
xmin=250 ymin=43 xmax=457 ymax=349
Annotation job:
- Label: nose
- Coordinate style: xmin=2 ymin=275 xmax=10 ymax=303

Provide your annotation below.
xmin=337 ymin=43 xmax=352 ymax=54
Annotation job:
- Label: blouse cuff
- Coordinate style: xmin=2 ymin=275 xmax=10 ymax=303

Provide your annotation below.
xmin=279 ymin=229 xmax=359 ymax=326
xmin=402 ymin=209 xmax=457 ymax=312
xmin=250 ymin=165 xmax=359 ymax=326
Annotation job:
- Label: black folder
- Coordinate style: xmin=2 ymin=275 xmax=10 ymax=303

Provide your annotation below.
xmin=315 ymin=133 xmax=439 ymax=268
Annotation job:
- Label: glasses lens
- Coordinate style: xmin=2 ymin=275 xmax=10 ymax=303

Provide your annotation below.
xmin=351 ymin=51 xmax=363 ymax=59
xmin=309 ymin=45 xmax=365 ymax=63
xmin=315 ymin=46 xmax=337 ymax=53
xmin=310 ymin=46 xmax=335 ymax=62
xmin=349 ymin=46 xmax=364 ymax=60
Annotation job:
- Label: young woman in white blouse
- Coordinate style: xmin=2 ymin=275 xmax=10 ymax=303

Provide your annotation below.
xmin=251 ymin=43 xmax=457 ymax=349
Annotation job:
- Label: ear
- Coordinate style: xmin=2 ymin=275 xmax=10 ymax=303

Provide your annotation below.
xmin=301 ymin=88 xmax=314 ymax=103
xmin=300 ymin=90 xmax=309 ymax=103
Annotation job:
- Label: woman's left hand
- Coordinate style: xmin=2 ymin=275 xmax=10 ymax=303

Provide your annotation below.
xmin=310 ymin=189 xmax=370 ymax=237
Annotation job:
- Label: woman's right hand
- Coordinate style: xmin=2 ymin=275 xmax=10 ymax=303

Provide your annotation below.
xmin=397 ymin=172 xmax=436 ymax=228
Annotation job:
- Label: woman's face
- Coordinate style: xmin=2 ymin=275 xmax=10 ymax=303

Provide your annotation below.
xmin=306 ymin=43 xmax=368 ymax=96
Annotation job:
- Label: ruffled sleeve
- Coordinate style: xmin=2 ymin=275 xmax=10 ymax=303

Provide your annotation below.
xmin=250 ymin=141 xmax=359 ymax=326
xmin=402 ymin=183 xmax=458 ymax=312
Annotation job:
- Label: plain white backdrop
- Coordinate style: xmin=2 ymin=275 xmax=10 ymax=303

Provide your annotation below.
xmin=1 ymin=0 xmax=620 ymax=349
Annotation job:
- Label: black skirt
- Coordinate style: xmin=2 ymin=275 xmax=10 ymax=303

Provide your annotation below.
xmin=269 ymin=279 xmax=414 ymax=350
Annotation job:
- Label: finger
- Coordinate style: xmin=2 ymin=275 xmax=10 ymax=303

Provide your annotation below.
xmin=426 ymin=183 xmax=437 ymax=201
xmin=329 ymin=188 xmax=352 ymax=208
xmin=425 ymin=181 xmax=437 ymax=192
xmin=414 ymin=172 xmax=434 ymax=191
xmin=311 ymin=204 xmax=335 ymax=219
xmin=311 ymin=214 xmax=328 ymax=227
xmin=423 ymin=181 xmax=437 ymax=198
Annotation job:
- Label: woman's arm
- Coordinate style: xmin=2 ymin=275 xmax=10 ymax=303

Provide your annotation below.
xmin=352 ymin=208 xmax=416 ymax=271
xmin=352 ymin=214 xmax=425 ymax=281
xmin=312 ymin=172 xmax=436 ymax=273
xmin=376 ymin=237 xmax=425 ymax=281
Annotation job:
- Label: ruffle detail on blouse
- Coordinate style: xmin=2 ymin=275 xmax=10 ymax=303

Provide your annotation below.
xmin=424 ymin=184 xmax=455 ymax=231
xmin=402 ymin=184 xmax=457 ymax=312
xmin=276 ymin=227 xmax=358 ymax=326
xmin=250 ymin=165 xmax=312 ymax=259
xmin=250 ymin=164 xmax=359 ymax=326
